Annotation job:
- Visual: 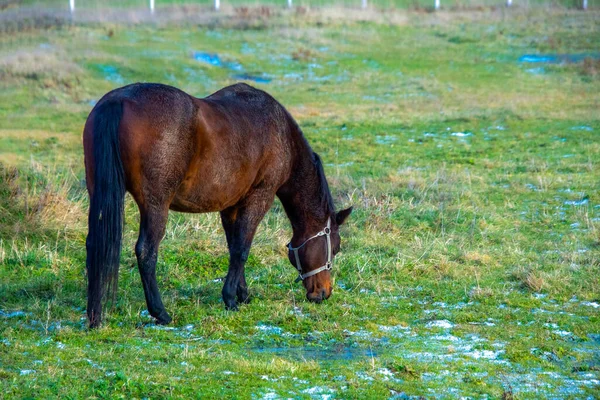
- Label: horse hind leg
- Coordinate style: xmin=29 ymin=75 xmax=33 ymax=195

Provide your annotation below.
xmin=136 ymin=205 xmax=172 ymax=324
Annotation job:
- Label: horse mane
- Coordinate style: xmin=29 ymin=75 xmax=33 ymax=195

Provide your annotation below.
xmin=312 ymin=152 xmax=335 ymax=216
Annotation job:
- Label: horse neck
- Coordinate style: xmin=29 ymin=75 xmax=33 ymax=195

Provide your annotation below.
xmin=279 ymin=149 xmax=333 ymax=240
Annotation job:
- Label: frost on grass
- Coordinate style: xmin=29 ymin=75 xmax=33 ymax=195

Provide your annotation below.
xmin=580 ymin=301 xmax=599 ymax=309
xmin=450 ymin=132 xmax=473 ymax=137
xmin=426 ymin=320 xmax=454 ymax=329
xmin=342 ymin=328 xmax=373 ymax=339
xmin=20 ymin=370 xmax=36 ymax=376
xmin=464 ymin=349 xmax=504 ymax=360
xmin=570 ymin=125 xmax=593 ymax=131
xmin=260 ymin=392 xmax=279 ymax=400
xmin=375 ymin=135 xmax=397 ymax=145
xmin=432 ymin=333 xmax=461 ymax=342
xmin=301 ymin=386 xmax=335 ymax=399
xmin=0 ymin=310 xmax=27 ymax=318
xmin=356 ymin=371 xmax=375 ymax=381
xmin=256 ymin=324 xmax=283 ymax=335
xmin=564 ymin=198 xmax=589 ymax=206
xmin=378 ymin=325 xmax=412 ymax=337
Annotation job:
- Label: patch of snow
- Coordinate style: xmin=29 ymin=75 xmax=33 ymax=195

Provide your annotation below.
xmin=356 ymin=371 xmax=374 ymax=381
xmin=86 ymin=359 xmax=101 ymax=369
xmin=256 ymin=325 xmax=283 ymax=335
xmin=302 ymin=386 xmax=335 ymax=396
xmin=377 ymin=368 xmax=399 ymax=382
xmin=544 ymin=323 xmax=560 ymax=329
xmin=464 ymin=349 xmax=504 ymax=360
xmin=378 ymin=325 xmax=411 ymax=335
xmin=581 ymin=301 xmax=599 ymax=309
xmin=20 ymin=370 xmax=35 ymax=375
xmin=404 ymin=352 xmax=455 ymax=361
xmin=553 ymin=330 xmax=572 ymax=337
xmin=343 ymin=329 xmax=372 ymax=339
xmin=146 ymin=324 xmax=177 ymax=331
xmin=292 ymin=306 xmax=305 ymax=316
xmin=432 ymin=334 xmax=461 ymax=342
xmin=526 ymin=67 xmax=545 ymax=75
xmin=0 ymin=310 xmax=27 ymax=318
xmin=451 ymin=132 xmax=472 ymax=137
xmin=564 ymin=198 xmax=589 ymax=206
xmin=426 ymin=320 xmax=454 ymax=329
xmin=570 ymin=126 xmax=593 ymax=131
xmin=375 ymin=135 xmax=397 ymax=145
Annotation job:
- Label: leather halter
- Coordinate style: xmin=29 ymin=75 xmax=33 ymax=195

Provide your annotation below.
xmin=288 ymin=218 xmax=333 ymax=283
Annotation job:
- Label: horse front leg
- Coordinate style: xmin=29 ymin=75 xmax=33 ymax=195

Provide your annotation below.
xmin=220 ymin=194 xmax=273 ymax=310
xmin=236 ymin=273 xmax=250 ymax=305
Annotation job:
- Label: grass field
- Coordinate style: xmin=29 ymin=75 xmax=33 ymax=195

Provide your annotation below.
xmin=1 ymin=6 xmax=599 ymax=399
xmin=14 ymin=0 xmax=599 ymax=10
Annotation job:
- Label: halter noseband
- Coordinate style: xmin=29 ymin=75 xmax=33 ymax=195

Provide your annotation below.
xmin=288 ymin=218 xmax=333 ymax=283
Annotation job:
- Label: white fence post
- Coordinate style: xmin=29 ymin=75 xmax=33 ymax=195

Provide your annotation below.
xmin=69 ymin=0 xmax=75 ymax=14
xmin=215 ymin=0 xmax=220 ymax=10
xmin=582 ymin=0 xmax=587 ymax=9
xmin=506 ymin=0 xmax=512 ymax=6
xmin=434 ymin=0 xmax=440 ymax=9
xmin=150 ymin=0 xmax=155 ymax=14
xmin=362 ymin=0 xmax=367 ymax=9
xmin=288 ymin=0 xmax=292 ymax=8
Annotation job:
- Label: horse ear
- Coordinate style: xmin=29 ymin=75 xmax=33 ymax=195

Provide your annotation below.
xmin=335 ymin=206 xmax=353 ymax=226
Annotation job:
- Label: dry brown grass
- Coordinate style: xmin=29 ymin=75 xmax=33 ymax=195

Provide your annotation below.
xmin=520 ymin=269 xmax=547 ymax=292
xmin=0 ymin=162 xmax=86 ymax=237
xmin=0 ymin=46 xmax=82 ymax=85
xmin=581 ymin=57 xmax=600 ymax=77
xmin=1 ymin=3 xmax=595 ymax=32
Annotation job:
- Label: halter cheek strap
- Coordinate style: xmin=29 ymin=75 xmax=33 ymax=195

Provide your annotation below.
xmin=288 ymin=219 xmax=333 ymax=283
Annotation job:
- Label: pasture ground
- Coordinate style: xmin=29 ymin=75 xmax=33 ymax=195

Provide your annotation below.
xmin=0 ymin=6 xmax=599 ymax=399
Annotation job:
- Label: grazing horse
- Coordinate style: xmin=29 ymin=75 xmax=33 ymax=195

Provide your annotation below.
xmin=83 ymin=82 xmax=352 ymax=328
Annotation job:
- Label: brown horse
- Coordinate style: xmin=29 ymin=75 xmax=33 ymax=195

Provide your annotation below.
xmin=83 ymin=82 xmax=352 ymax=328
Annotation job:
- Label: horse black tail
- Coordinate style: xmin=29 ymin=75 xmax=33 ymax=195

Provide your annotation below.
xmin=86 ymin=99 xmax=125 ymax=328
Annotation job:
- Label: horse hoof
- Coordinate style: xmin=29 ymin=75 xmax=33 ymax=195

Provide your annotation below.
xmin=155 ymin=312 xmax=172 ymax=325
xmin=237 ymin=294 xmax=251 ymax=305
xmin=225 ymin=301 xmax=239 ymax=311
xmin=88 ymin=321 xmax=101 ymax=329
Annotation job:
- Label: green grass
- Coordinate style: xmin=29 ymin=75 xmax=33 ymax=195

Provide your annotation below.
xmin=1 ymin=7 xmax=599 ymax=399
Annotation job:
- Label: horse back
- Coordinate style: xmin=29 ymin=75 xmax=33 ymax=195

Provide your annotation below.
xmin=173 ymin=83 xmax=294 ymax=211
xmin=85 ymin=82 xmax=295 ymax=213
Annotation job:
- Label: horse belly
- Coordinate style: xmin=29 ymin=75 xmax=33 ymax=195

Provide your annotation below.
xmin=170 ymin=162 xmax=255 ymax=213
